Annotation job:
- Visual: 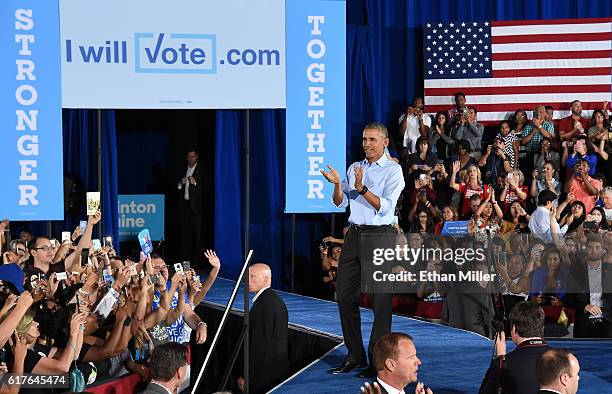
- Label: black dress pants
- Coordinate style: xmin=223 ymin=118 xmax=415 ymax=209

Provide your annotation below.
xmin=179 ymin=200 xmax=202 ymax=264
xmin=336 ymin=224 xmax=395 ymax=364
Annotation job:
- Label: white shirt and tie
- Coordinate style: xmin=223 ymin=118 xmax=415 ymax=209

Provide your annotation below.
xmin=178 ymin=163 xmax=197 ymax=200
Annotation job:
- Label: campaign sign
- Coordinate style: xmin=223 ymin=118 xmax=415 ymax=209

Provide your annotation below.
xmin=138 ymin=229 xmax=154 ymax=256
xmin=0 ymin=1 xmax=63 ymax=220
xmin=59 ymin=0 xmax=285 ymax=109
xmin=285 ymin=0 xmax=346 ymax=212
xmin=441 ymin=221 xmax=470 ymax=236
xmin=118 ymin=194 xmax=164 ymax=241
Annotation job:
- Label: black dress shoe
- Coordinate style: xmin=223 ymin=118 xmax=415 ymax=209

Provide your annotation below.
xmin=328 ymin=360 xmax=366 ymax=374
xmin=356 ymin=366 xmax=377 ymax=378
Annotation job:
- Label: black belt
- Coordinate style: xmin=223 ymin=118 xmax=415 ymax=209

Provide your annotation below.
xmin=348 ymin=223 xmax=394 ymax=231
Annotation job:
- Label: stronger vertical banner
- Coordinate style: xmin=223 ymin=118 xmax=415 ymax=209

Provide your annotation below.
xmin=0 ymin=0 xmax=63 ymax=220
xmin=285 ymin=0 xmax=346 ymax=213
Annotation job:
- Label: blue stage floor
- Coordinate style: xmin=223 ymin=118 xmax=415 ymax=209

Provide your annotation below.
xmin=204 ymin=278 xmax=612 ymax=393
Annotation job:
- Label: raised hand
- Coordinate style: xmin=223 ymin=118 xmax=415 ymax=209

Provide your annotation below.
xmin=88 ymin=210 xmax=102 ymax=225
xmin=452 ymin=160 xmax=460 ymax=173
xmin=320 ymin=165 xmax=341 ymax=184
xmin=203 ymin=250 xmax=221 ymax=270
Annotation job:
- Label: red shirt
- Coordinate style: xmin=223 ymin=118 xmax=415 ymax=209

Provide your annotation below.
xmin=558 ymin=116 xmax=590 ymax=141
xmin=458 ymin=182 xmax=490 ymax=216
xmin=502 ymin=185 xmax=528 ymax=213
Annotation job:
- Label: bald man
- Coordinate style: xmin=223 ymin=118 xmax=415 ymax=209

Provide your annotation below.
xmin=238 ymin=264 xmax=289 ymax=393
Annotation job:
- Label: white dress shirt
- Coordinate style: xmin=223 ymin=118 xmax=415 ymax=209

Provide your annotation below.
xmin=377 ymin=377 xmax=405 ymax=394
xmin=177 ymin=163 xmax=197 ymax=200
xmin=528 ymin=206 xmax=567 ymax=243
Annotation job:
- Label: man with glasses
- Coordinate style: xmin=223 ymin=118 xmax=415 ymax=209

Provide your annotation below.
xmin=24 ymin=211 xmax=101 ymax=284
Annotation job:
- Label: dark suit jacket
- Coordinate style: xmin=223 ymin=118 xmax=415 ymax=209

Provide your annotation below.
xmin=249 ymin=288 xmax=289 ymax=393
xmin=479 ymin=338 xmax=550 ymax=394
xmin=178 ymin=163 xmax=203 ymax=215
xmin=442 ymin=281 xmax=495 ymax=338
xmin=139 ymin=381 xmax=171 ymax=394
xmin=566 ymin=260 xmax=612 ymax=323
xmin=375 ymin=378 xmax=391 ymax=394
xmin=538 ymin=390 xmax=561 ymax=394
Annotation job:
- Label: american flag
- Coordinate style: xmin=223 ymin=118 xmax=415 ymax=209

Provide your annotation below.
xmin=423 ymin=18 xmax=612 ymax=125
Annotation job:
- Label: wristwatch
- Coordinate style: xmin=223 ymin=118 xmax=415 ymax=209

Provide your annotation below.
xmin=359 ymin=185 xmax=368 ymax=195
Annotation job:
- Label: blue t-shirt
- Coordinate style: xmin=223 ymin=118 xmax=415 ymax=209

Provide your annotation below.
xmin=152 ymin=281 xmax=190 ymax=343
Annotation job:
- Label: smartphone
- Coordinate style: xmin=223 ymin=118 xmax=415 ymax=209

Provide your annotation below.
xmin=148 ymin=274 xmax=159 ymax=285
xmin=92 ymin=239 xmax=102 ymax=252
xmin=56 ymin=272 xmax=68 ymax=281
xmin=104 ymin=236 xmax=113 ymax=248
xmin=79 ymin=220 xmax=87 ymax=232
xmin=436 ymin=160 xmax=444 ymax=165
xmin=182 ymin=261 xmax=191 ymax=271
xmin=128 ymin=264 xmax=138 ymax=276
xmin=102 ymin=268 xmax=113 ymax=285
xmin=61 ymin=231 xmax=71 ymax=243
xmin=174 ymin=262 xmax=184 ymax=274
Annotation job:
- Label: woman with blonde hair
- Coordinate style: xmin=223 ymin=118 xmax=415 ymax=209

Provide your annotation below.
xmin=17 ymin=309 xmax=87 ymax=373
xmin=450 ymin=161 xmax=491 ymax=218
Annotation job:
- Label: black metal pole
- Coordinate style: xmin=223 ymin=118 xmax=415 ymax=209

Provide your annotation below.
xmin=243 ymin=108 xmax=251 ymax=393
xmin=244 ymin=109 xmax=250 ymax=257
xmin=244 ymin=251 xmax=250 ymax=394
xmin=97 ymin=109 xmax=102 ymax=239
xmin=291 ymin=214 xmax=296 ymax=292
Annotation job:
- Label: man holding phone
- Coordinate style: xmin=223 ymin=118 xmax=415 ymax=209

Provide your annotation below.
xmin=151 ymin=255 xmax=207 ymax=345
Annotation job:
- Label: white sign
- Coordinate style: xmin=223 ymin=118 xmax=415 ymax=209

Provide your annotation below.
xmin=59 ymin=0 xmax=285 ymax=109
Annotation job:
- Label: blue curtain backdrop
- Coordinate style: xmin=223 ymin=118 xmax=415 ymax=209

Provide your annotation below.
xmin=62 ymin=109 xmax=120 ymax=251
xmin=214 ymin=0 xmax=612 ymax=290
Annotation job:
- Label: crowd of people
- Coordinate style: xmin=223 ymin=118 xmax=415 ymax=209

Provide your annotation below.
xmin=0 ymin=212 xmax=220 ymax=393
xmin=320 ymin=95 xmax=612 ymax=339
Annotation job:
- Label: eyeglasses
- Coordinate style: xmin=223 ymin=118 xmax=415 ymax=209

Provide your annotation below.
xmin=33 ymin=245 xmax=53 ymax=252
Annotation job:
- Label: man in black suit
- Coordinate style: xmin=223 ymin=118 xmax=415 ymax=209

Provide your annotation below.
xmin=140 ymin=342 xmax=188 ymax=394
xmin=177 ymin=149 xmax=203 ymax=263
xmin=237 ymin=263 xmax=289 ymax=393
xmin=360 ymin=332 xmax=433 ymax=394
xmin=536 ymin=349 xmax=581 ymax=394
xmin=566 ymin=234 xmax=612 ymax=338
xmin=479 ymin=301 xmax=550 ymax=394
xmin=442 ymin=262 xmax=495 ymax=338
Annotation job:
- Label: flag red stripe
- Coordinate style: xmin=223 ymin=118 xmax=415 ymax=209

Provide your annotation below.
xmin=491 ymin=32 xmax=612 ymax=44
xmin=425 ymin=84 xmax=611 ymax=96
xmin=425 ymin=102 xmax=606 ymax=113
xmin=492 ymin=50 xmax=611 ymax=61
xmin=492 ymin=67 xmax=611 ymax=78
xmin=492 ymin=18 xmax=612 ymax=27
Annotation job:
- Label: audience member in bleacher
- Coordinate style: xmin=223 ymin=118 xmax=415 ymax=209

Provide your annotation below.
xmin=479 ymin=301 xmax=549 ymax=394
xmin=361 ymin=332 xmax=433 ymax=394
xmin=566 ymin=235 xmax=612 ymax=338
xmin=399 ymin=97 xmax=431 ymax=156
xmin=455 ymin=106 xmax=484 ymax=160
xmin=558 ymin=100 xmax=590 ymax=142
xmin=536 ymin=348 xmax=581 ymax=394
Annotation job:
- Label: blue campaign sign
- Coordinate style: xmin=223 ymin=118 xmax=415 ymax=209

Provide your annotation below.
xmin=138 ymin=229 xmax=154 ymax=255
xmin=285 ymin=0 xmax=346 ymax=213
xmin=0 ymin=1 xmax=63 ymax=220
xmin=118 ymin=195 xmax=165 ymax=241
xmin=441 ymin=221 xmax=470 ymax=236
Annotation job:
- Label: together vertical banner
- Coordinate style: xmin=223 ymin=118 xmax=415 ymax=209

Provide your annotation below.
xmin=285 ymin=0 xmax=346 ymax=213
xmin=0 ymin=0 xmax=63 ymax=220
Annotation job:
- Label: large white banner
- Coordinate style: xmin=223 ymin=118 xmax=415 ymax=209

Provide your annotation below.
xmin=59 ymin=0 xmax=285 ymax=109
